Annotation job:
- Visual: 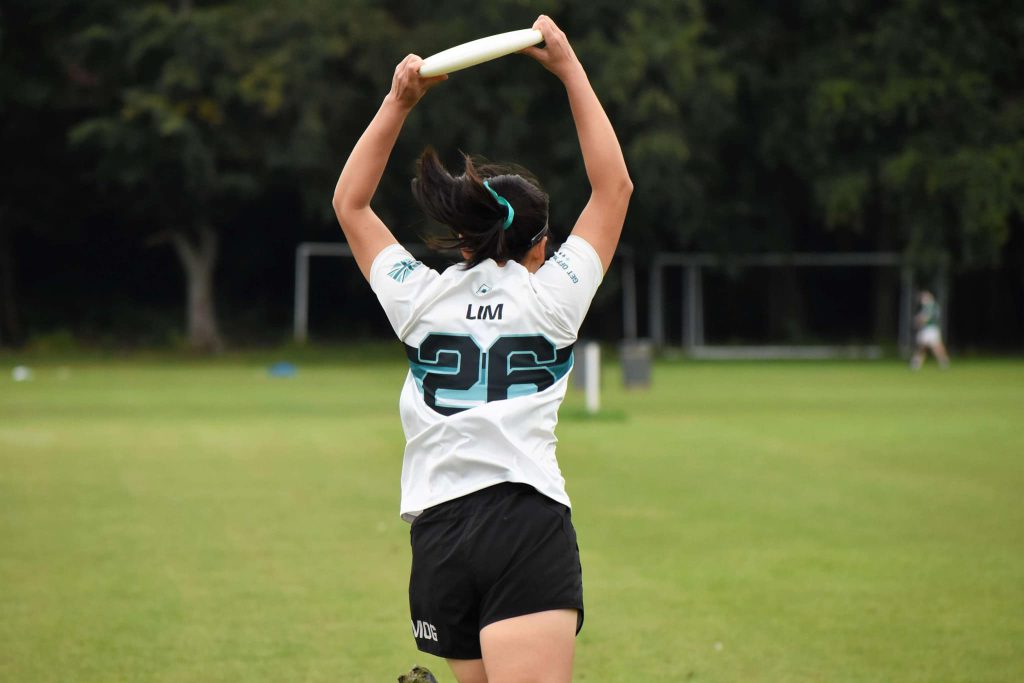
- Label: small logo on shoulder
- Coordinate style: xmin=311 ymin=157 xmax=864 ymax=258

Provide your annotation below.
xmin=475 ymin=283 xmax=491 ymax=296
xmin=412 ymin=619 xmax=438 ymax=642
xmin=388 ymin=259 xmax=422 ymax=283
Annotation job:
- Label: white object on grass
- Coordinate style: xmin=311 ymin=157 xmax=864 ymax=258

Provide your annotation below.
xmin=12 ymin=366 xmax=33 ymax=382
xmin=583 ymin=342 xmax=600 ymax=415
xmin=419 ymin=29 xmax=543 ymax=78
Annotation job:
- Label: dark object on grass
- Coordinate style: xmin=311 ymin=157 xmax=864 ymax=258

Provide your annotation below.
xmin=398 ymin=665 xmax=439 ymax=683
xmin=620 ymin=339 xmax=652 ymax=388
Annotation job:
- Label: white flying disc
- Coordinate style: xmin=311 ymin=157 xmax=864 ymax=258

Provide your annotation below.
xmin=419 ymin=29 xmax=543 ymax=78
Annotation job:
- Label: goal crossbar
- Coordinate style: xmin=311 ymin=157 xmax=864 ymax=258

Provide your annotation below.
xmin=294 ymin=243 xmax=945 ymax=357
xmin=638 ymin=251 xmax=947 ymax=357
xmin=294 ymin=242 xmax=450 ymax=343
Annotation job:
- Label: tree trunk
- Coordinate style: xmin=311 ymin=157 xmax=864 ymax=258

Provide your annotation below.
xmin=170 ymin=224 xmax=224 ymax=353
xmin=0 ymin=221 xmax=23 ymax=347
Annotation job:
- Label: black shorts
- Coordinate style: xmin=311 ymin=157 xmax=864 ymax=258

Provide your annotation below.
xmin=408 ymin=483 xmax=584 ymax=660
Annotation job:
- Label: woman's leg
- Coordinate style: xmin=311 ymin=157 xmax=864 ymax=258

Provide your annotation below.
xmin=479 ymin=609 xmax=578 ymax=683
xmin=447 ymin=658 xmax=488 ymax=683
xmin=933 ymin=339 xmax=950 ymax=367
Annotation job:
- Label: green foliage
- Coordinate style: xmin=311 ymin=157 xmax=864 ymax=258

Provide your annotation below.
xmin=49 ymin=0 xmax=1024 ymax=261
xmin=586 ymin=0 xmax=734 ymax=250
xmin=797 ymin=0 xmax=1024 ymax=265
xmin=70 ymin=1 xmax=398 ymax=231
xmin=4 ymin=0 xmax=1023 ymax=345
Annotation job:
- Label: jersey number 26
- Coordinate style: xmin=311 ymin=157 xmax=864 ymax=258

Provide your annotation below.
xmin=405 ymin=334 xmax=574 ymax=415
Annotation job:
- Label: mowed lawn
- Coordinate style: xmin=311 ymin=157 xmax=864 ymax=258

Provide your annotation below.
xmin=1 ymin=353 xmax=1022 ymax=682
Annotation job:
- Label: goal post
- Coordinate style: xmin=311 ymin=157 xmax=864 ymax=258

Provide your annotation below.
xmin=294 ymin=242 xmax=349 ymax=343
xmin=637 ymin=252 xmax=945 ymax=359
xmin=293 ymin=241 xmax=445 ymax=343
xmin=293 ymin=242 xmax=945 ymax=359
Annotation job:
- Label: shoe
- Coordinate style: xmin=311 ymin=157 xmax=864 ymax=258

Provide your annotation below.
xmin=398 ymin=665 xmax=439 ymax=683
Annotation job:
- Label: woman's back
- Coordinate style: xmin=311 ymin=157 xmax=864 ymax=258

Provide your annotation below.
xmin=370 ymin=235 xmax=604 ymax=520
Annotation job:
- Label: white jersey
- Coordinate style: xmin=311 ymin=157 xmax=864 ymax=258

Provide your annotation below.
xmin=369 ymin=235 xmax=604 ymax=522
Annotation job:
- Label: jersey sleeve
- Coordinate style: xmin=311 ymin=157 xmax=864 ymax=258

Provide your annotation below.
xmin=532 ymin=235 xmax=605 ymax=333
xmin=369 ymin=244 xmax=439 ymax=338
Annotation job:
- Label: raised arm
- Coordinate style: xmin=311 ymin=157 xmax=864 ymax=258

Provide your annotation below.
xmin=521 ymin=16 xmax=633 ymax=272
xmin=332 ymin=56 xmax=446 ymax=280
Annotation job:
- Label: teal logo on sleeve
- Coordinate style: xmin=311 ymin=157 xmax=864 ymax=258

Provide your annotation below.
xmin=388 ymin=259 xmax=422 ymax=283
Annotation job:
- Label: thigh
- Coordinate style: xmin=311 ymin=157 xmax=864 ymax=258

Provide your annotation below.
xmin=447 ymin=658 xmax=487 ymax=683
xmin=480 ymin=609 xmax=578 ymax=683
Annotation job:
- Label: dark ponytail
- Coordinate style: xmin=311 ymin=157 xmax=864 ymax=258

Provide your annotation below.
xmin=412 ymin=148 xmax=549 ymax=268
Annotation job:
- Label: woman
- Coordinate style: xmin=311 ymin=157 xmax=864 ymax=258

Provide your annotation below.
xmin=332 ymin=16 xmax=631 ymax=683
xmin=911 ymin=290 xmax=950 ymax=369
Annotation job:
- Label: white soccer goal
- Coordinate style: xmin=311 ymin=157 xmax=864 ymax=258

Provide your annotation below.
xmin=294 ymin=242 xmax=943 ymax=359
xmin=630 ymin=252 xmax=949 ymax=359
xmin=293 ymin=242 xmax=439 ymax=343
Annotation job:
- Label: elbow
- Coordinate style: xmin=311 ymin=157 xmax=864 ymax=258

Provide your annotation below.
xmin=621 ymin=175 xmax=634 ymax=198
xmin=609 ymin=169 xmax=634 ymax=198
xmin=332 ymin=191 xmax=353 ymax=223
xmin=590 ymin=175 xmax=634 ymax=213
xmin=331 ymin=186 xmax=346 ymax=213
xmin=333 ymin=182 xmax=369 ymax=223
xmin=611 ymin=175 xmax=634 ymax=203
xmin=593 ymin=175 xmax=634 ymax=203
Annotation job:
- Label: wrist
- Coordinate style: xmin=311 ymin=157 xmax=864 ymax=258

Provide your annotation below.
xmin=558 ymin=62 xmax=588 ymax=88
xmin=383 ymin=92 xmax=415 ymax=115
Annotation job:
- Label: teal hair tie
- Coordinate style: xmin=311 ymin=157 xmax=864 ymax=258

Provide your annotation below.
xmin=483 ymin=180 xmax=515 ymax=231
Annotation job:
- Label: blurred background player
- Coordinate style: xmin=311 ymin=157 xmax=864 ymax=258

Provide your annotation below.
xmin=911 ymin=290 xmax=950 ymax=369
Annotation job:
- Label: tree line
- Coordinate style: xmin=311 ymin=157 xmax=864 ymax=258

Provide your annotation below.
xmin=1 ymin=0 xmax=1021 ymax=350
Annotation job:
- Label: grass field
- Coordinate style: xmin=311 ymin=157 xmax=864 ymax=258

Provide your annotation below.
xmin=2 ymin=351 xmax=1022 ymax=682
